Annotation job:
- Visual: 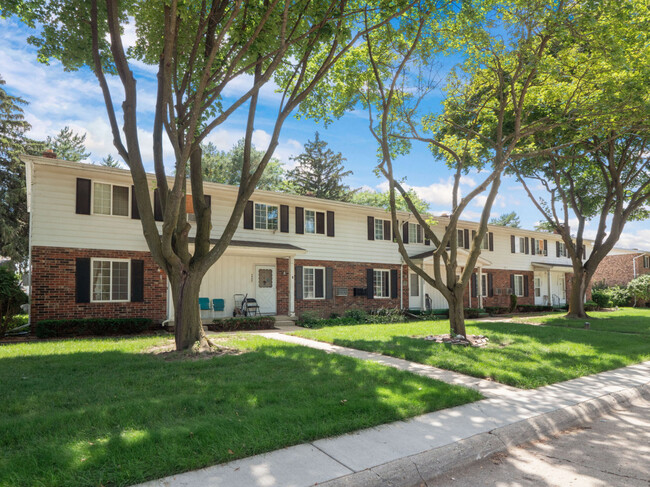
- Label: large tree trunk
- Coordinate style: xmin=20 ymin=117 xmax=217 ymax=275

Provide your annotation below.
xmin=169 ymin=267 xmax=210 ymax=350
xmin=448 ymin=295 xmax=467 ymax=337
xmin=567 ymin=269 xmax=589 ymax=319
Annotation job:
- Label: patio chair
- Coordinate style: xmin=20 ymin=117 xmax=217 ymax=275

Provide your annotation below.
xmin=212 ymin=299 xmax=225 ymax=312
xmin=198 ymin=297 xmax=211 ymax=311
xmin=233 ymin=294 xmax=246 ymax=316
xmin=244 ymin=297 xmax=261 ymax=317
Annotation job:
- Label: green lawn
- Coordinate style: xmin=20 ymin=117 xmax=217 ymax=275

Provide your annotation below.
xmin=294 ymin=320 xmax=650 ymax=389
xmin=0 ymin=335 xmax=480 ymax=487
xmin=512 ymin=307 xmax=650 ymax=335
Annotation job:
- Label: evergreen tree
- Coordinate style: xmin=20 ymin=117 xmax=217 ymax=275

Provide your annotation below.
xmin=0 ymin=76 xmax=32 ymax=269
xmin=202 ymin=140 xmax=285 ymax=191
xmin=351 ymin=189 xmax=429 ymax=214
xmin=46 ymin=126 xmax=90 ymax=161
xmin=489 ymin=211 xmax=521 ymax=228
xmin=287 ymin=132 xmax=354 ymax=201
xmin=99 ymin=154 xmax=122 ymax=168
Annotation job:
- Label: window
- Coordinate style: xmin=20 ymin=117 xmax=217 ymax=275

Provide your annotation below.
xmin=410 ymin=273 xmax=419 ymax=297
xmin=374 ymin=269 xmax=390 ymax=298
xmin=457 ymin=229 xmax=464 ymax=248
xmin=534 ymin=277 xmax=541 ymax=297
xmin=535 ymin=239 xmax=546 ymax=256
xmin=519 ymin=237 xmax=526 ymax=253
xmin=644 ymin=255 xmax=650 ymax=268
xmin=558 ymin=242 xmax=567 ymax=257
xmin=305 ymin=210 xmax=316 ymax=234
xmin=254 ymin=203 xmax=278 ymax=230
xmin=303 ymin=267 xmax=324 ymax=299
xmin=513 ymin=274 xmax=524 ymax=297
xmin=93 ymin=182 xmax=129 ymax=217
xmin=408 ymin=223 xmax=423 ymax=244
xmin=91 ymin=259 xmax=129 ymax=302
xmin=482 ymin=233 xmax=490 ymax=250
xmin=481 ymin=274 xmax=487 ymax=297
xmin=375 ymin=219 xmax=384 ymax=240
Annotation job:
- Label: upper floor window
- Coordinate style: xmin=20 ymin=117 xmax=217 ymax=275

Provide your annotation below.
xmin=255 ymin=203 xmax=278 ymax=230
xmin=558 ymin=242 xmax=567 ymax=257
xmin=375 ymin=218 xmax=386 ymax=240
xmin=457 ymin=229 xmax=465 ymax=248
xmin=374 ymin=269 xmax=390 ymax=298
xmin=305 ymin=210 xmax=316 ymax=234
xmin=481 ymin=233 xmax=490 ymax=250
xmin=518 ymin=237 xmax=526 ymax=253
xmin=407 ymin=223 xmax=423 ymax=244
xmin=535 ymin=239 xmax=547 ymax=256
xmin=93 ymin=182 xmax=129 ymax=217
xmin=91 ymin=258 xmax=129 ymax=302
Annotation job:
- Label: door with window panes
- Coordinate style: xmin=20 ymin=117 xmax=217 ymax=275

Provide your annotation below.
xmin=255 ymin=265 xmax=276 ymax=314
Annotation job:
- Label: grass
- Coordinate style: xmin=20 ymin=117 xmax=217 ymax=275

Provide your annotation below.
xmin=293 ymin=320 xmax=650 ymax=389
xmin=0 ymin=334 xmax=480 ymax=487
xmin=512 ymin=307 xmax=650 ymax=335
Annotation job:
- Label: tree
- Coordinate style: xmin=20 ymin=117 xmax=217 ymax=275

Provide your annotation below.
xmin=46 ymin=126 xmax=90 ymax=161
xmin=286 ymin=132 xmax=354 ymax=200
xmin=628 ymin=274 xmax=650 ymax=306
xmin=99 ymin=154 xmax=122 ymax=168
xmin=534 ymin=220 xmax=555 ymax=233
xmin=7 ymin=1 xmax=412 ymax=350
xmin=0 ymin=266 xmax=28 ymax=337
xmin=0 ymin=75 xmax=32 ymax=269
xmin=202 ymin=140 xmax=285 ymax=191
xmin=489 ymin=212 xmax=521 ymax=228
xmin=351 ymin=188 xmax=429 ymax=213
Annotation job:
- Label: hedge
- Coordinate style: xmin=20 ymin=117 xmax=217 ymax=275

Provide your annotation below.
xmin=207 ymin=316 xmax=275 ymax=332
xmin=35 ymin=318 xmax=153 ymax=338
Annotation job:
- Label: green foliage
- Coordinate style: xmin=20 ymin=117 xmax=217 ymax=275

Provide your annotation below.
xmin=45 ymin=126 xmax=90 ymax=161
xmin=628 ymin=275 xmax=650 ymax=303
xmin=350 ymin=188 xmax=430 ymax=214
xmin=0 ymin=266 xmax=28 ymax=336
xmin=98 ymin=154 xmax=122 ymax=168
xmin=489 ymin=212 xmax=521 ymax=228
xmin=35 ymin=318 xmax=152 ymax=338
xmin=207 ymin=316 xmax=275 ymax=332
xmin=533 ymin=221 xmax=555 ymax=233
xmin=584 ymin=301 xmax=598 ymax=312
xmin=286 ymin=132 xmax=355 ymax=201
xmin=591 ymin=289 xmax=611 ymax=309
xmin=201 ymin=140 xmax=286 ymax=191
xmin=299 ymin=307 xmax=405 ymax=328
xmin=509 ymin=294 xmax=518 ymax=312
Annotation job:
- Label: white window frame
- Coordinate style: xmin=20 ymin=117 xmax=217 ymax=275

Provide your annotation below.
xmin=373 ymin=269 xmax=391 ymax=299
xmin=482 ymin=233 xmax=490 ymax=250
xmin=513 ymin=274 xmax=524 ymax=297
xmin=457 ymin=229 xmax=464 ymax=248
xmin=535 ymin=239 xmax=546 ymax=256
xmin=410 ymin=273 xmax=419 ymax=297
xmin=407 ymin=223 xmax=423 ymax=244
xmin=254 ymin=202 xmax=279 ymax=230
xmin=534 ymin=277 xmax=541 ymax=297
xmin=644 ymin=255 xmax=650 ymax=268
xmin=375 ymin=218 xmax=386 ymax=241
xmin=558 ymin=242 xmax=567 ymax=257
xmin=304 ymin=209 xmax=317 ymax=234
xmin=92 ymin=181 xmax=130 ymax=218
xmin=303 ymin=266 xmax=325 ymax=300
xmin=518 ymin=237 xmax=526 ymax=253
xmin=90 ymin=258 xmax=131 ymax=303
xmin=481 ymin=274 xmax=487 ymax=297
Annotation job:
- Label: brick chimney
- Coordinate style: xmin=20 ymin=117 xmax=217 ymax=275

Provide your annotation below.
xmin=42 ymin=149 xmax=56 ymax=159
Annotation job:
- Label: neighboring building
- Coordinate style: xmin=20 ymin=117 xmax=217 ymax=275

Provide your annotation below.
xmin=24 ymin=156 xmax=595 ymax=323
xmin=591 ymin=249 xmax=650 ymax=287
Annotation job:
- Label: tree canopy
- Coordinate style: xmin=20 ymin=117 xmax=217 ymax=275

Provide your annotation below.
xmin=351 ymin=188 xmax=429 ymax=214
xmin=489 ymin=212 xmax=521 ymax=228
xmin=46 ymin=127 xmax=90 ymax=162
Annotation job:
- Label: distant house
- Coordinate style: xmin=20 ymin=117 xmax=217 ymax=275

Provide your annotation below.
xmin=24 ymin=155 xmax=600 ymax=324
xmin=592 ymin=249 xmax=650 ymax=287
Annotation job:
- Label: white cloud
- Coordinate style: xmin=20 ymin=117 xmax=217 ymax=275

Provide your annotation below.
xmin=611 ymin=229 xmax=650 ymax=251
xmin=377 ymin=179 xmax=456 ymax=207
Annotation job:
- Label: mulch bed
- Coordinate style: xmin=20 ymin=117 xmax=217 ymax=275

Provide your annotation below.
xmin=417 ymin=334 xmax=490 ymax=347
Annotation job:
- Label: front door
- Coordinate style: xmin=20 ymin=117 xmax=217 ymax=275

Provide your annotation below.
xmin=255 ymin=265 xmax=276 ymax=315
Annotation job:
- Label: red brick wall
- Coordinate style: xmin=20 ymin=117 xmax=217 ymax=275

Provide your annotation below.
xmin=276 ymin=257 xmax=289 ymax=315
xmin=591 ymin=253 xmax=650 ymax=287
xmin=31 ymin=246 xmax=167 ymax=324
xmin=476 ymin=269 xmax=535 ymax=308
xmin=293 ymin=259 xmax=408 ymax=318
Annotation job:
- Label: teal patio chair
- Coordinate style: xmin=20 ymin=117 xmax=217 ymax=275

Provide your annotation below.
xmin=212 ymin=299 xmax=225 ymax=312
xmin=198 ymin=297 xmax=211 ymax=311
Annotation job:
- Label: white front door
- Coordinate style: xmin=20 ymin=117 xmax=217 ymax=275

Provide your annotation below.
xmin=255 ymin=265 xmax=276 ymax=315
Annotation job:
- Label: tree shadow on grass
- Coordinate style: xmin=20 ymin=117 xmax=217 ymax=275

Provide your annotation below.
xmin=0 ymin=337 xmax=480 ymax=487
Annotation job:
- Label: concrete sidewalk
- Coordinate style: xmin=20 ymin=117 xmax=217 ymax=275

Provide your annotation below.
xmin=135 ymin=356 xmax=650 ymax=487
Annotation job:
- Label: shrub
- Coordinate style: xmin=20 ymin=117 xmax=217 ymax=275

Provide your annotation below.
xmin=0 ymin=268 xmax=28 ymax=337
xmin=297 ymin=311 xmax=321 ymax=326
xmin=509 ymin=294 xmax=518 ymax=312
xmin=35 ymin=318 xmax=152 ymax=338
xmin=343 ymin=309 xmax=369 ymax=321
xmin=464 ymin=308 xmax=484 ymax=319
xmin=485 ymin=306 xmax=511 ymax=315
xmin=584 ymin=301 xmax=599 ymax=312
xmin=627 ymin=275 xmax=650 ymax=305
xmin=298 ymin=307 xmax=406 ymax=328
xmin=515 ymin=304 xmax=554 ymax=313
xmin=208 ymin=316 xmax=275 ymax=332
xmin=608 ymin=286 xmax=632 ymax=307
xmin=591 ymin=289 xmax=611 ymax=309
xmin=367 ymin=307 xmax=404 ymax=323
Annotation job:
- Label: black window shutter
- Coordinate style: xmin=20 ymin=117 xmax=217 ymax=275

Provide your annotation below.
xmin=402 ymin=222 xmax=409 ymax=244
xmin=243 ymin=200 xmax=254 ymax=229
xmin=325 ymin=267 xmax=334 ymax=299
xmin=75 ymin=258 xmax=91 ymax=303
xmin=367 ymin=216 xmax=375 ymax=240
xmin=295 ymin=207 xmax=304 ymax=234
xmin=366 ymin=268 xmax=374 ymax=299
xmin=326 ymin=211 xmax=335 ymax=237
xmin=524 ymin=275 xmax=529 ymax=297
xmin=315 ymin=268 xmax=324 ymax=298
xmin=464 ymin=229 xmax=470 ymax=249
xmin=280 ymin=205 xmax=289 ymax=233
xmin=471 ymin=273 xmax=477 ymax=298
xmin=489 ymin=232 xmax=494 ymax=251
xmin=390 ymin=269 xmax=398 ymax=299
xmin=383 ymin=220 xmax=391 ymax=241
xmin=544 ymin=239 xmax=548 ymax=256
xmin=510 ymin=274 xmax=515 ymax=292
xmin=488 ymin=273 xmax=494 ymax=297
xmin=531 ymin=237 xmax=536 ymax=255
xmin=511 ymin=235 xmax=516 ymax=253
xmin=131 ymin=185 xmax=140 ymax=219
xmin=295 ymin=266 xmax=303 ymax=300
xmin=153 ymin=189 xmax=164 ymax=221
xmin=76 ymin=178 xmax=91 ymax=215
xmin=316 ymin=212 xmax=325 ymax=234
xmin=556 ymin=241 xmax=561 ymax=257
xmin=131 ymin=260 xmax=144 ymax=302
xmin=525 ymin=237 xmax=529 ymax=254
xmin=425 ymin=238 xmax=431 ymax=246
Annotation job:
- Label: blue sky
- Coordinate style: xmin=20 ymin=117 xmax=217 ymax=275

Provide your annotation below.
xmin=1 ymin=16 xmax=648 ymax=250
